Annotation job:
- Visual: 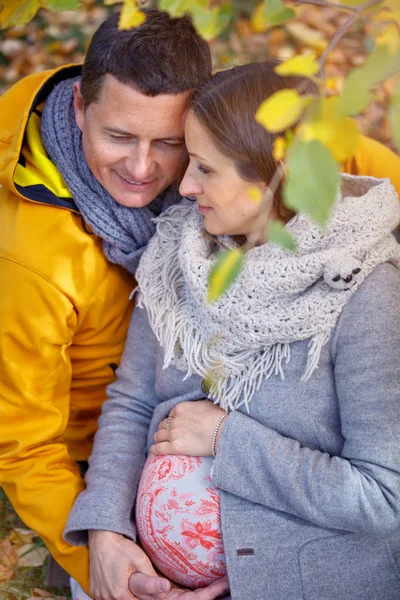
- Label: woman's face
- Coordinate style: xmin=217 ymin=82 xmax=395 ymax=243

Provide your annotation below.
xmin=179 ymin=111 xmax=267 ymax=238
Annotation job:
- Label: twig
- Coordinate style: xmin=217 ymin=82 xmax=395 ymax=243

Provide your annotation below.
xmin=202 ymin=230 xmax=230 ymax=250
xmin=244 ymin=164 xmax=286 ymax=251
xmin=318 ymin=0 xmax=383 ymax=78
xmin=293 ymin=0 xmax=359 ymax=13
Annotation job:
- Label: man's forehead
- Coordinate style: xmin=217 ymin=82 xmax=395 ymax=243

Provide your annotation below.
xmin=97 ymin=74 xmax=191 ymax=113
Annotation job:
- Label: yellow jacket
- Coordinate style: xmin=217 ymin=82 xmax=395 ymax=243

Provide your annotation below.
xmin=0 ymin=65 xmax=134 ymax=592
xmin=0 ymin=65 xmax=399 ymax=595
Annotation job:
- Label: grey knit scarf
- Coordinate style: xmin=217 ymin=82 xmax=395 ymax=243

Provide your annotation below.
xmin=40 ymin=77 xmax=181 ymax=275
xmin=137 ymin=175 xmax=400 ymax=412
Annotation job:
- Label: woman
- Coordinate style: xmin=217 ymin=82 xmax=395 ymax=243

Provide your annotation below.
xmin=66 ymin=62 xmax=400 ymax=600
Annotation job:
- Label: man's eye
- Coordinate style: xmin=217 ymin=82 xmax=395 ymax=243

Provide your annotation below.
xmin=110 ymin=135 xmax=130 ymax=141
xmin=161 ymin=141 xmax=183 ymax=148
xmin=197 ymin=163 xmax=210 ymax=174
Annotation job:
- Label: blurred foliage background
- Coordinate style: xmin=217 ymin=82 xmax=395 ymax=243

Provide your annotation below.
xmin=0 ymin=0 xmax=395 ymax=148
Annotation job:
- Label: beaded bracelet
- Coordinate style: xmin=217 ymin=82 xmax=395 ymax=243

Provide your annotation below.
xmin=212 ymin=412 xmax=229 ymax=458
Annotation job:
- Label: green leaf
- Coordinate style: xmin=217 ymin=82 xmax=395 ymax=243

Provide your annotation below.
xmin=208 ymin=249 xmax=244 ymax=303
xmin=44 ymin=0 xmax=79 ymax=9
xmin=267 ymin=220 xmax=297 ymax=251
xmin=284 ymin=140 xmax=340 ymax=227
xmin=338 ymin=45 xmax=400 ymax=116
xmin=190 ymin=1 xmax=232 ymax=41
xmin=389 ymin=78 xmax=400 ymax=151
xmin=266 ymin=6 xmax=295 ymax=26
xmin=158 ymin=0 xmax=191 ymax=18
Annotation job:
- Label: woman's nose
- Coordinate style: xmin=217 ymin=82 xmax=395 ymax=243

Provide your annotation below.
xmin=179 ymin=169 xmax=201 ymax=198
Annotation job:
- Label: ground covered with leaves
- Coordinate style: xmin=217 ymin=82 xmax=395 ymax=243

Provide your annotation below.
xmin=0 ymin=0 xmax=397 ymax=598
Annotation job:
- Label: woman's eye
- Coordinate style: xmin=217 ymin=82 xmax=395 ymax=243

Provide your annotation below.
xmin=197 ymin=164 xmax=210 ymax=174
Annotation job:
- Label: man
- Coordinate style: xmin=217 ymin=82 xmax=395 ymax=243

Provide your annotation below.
xmin=0 ymin=8 xmax=211 ymax=595
xmin=1 ymin=7 xmax=400 ymax=600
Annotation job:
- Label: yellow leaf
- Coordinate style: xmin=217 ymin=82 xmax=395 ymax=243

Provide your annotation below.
xmin=208 ymin=249 xmax=244 ymax=303
xmin=286 ymin=21 xmax=328 ymax=52
xmin=9 ymin=528 xmax=36 ymax=546
xmin=275 ymin=53 xmax=319 ymax=77
xmin=248 ymin=186 xmax=263 ymax=203
xmin=255 ymin=89 xmax=309 ymax=133
xmin=118 ymin=0 xmax=146 ymax=30
xmin=273 ymin=136 xmax=287 ymax=161
xmin=251 ymin=2 xmax=268 ymax=32
xmin=375 ymin=23 xmax=400 ymax=54
xmin=300 ymin=97 xmax=359 ymax=162
xmin=0 ymin=0 xmax=42 ymax=29
xmin=0 ymin=537 xmax=17 ymax=581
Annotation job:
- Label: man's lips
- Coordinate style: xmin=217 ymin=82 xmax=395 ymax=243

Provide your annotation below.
xmin=116 ymin=172 xmax=154 ymax=187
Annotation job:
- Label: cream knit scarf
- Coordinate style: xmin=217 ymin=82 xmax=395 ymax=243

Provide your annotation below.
xmin=137 ymin=175 xmax=400 ymax=412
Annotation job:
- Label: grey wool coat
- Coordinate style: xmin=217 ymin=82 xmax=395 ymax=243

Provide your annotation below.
xmin=65 ymin=263 xmax=400 ymax=600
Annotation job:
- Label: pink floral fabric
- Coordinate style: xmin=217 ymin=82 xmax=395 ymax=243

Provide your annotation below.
xmin=136 ymin=454 xmax=226 ymax=588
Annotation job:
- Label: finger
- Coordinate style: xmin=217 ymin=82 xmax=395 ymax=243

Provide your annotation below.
xmin=149 ymin=442 xmax=172 ymax=455
xmin=129 ymin=572 xmax=171 ymax=598
xmin=157 ymin=417 xmax=174 ymax=432
xmin=153 ymin=429 xmax=170 ymax=443
xmin=195 ymin=577 xmax=230 ymax=599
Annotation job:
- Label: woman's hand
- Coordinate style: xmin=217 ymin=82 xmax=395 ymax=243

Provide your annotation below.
xmin=130 ymin=574 xmax=230 ymax=600
xmin=150 ymin=400 xmax=227 ymax=457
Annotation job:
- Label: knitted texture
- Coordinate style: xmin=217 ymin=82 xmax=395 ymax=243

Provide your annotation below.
xmin=40 ymin=77 xmax=181 ymax=275
xmin=137 ymin=175 xmax=400 ymax=412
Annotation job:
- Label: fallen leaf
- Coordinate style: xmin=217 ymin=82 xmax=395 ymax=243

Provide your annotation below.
xmin=16 ymin=543 xmax=48 ymax=568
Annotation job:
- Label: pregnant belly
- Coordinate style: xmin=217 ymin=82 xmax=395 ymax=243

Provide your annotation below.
xmin=136 ymin=454 xmax=226 ymax=588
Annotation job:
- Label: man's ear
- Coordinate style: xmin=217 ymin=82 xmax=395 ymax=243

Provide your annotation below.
xmin=73 ymin=80 xmax=85 ymax=131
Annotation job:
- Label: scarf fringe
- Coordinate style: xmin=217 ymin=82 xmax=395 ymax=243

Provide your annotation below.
xmin=137 ymin=181 xmax=400 ymax=412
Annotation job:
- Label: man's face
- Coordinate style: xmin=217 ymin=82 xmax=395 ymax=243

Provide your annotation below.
xmin=74 ymin=74 xmax=190 ymax=207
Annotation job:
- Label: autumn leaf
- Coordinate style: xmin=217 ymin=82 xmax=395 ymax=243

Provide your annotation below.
xmin=118 ymin=0 xmax=146 ymax=30
xmin=208 ymin=249 xmax=244 ymax=303
xmin=16 ymin=543 xmax=48 ymax=567
xmin=248 ymin=186 xmax=262 ymax=203
xmin=284 ymin=140 xmax=340 ymax=227
xmin=300 ymin=96 xmax=360 ymax=162
xmin=267 ymin=220 xmax=296 ymax=251
xmin=338 ymin=44 xmax=400 ymax=116
xmin=286 ymin=21 xmax=328 ymax=52
xmin=158 ymin=0 xmax=191 ymax=18
xmin=389 ymin=77 xmax=400 ymax=150
xmin=375 ymin=23 xmax=400 ymax=55
xmin=251 ymin=0 xmax=295 ymax=32
xmin=9 ymin=527 xmax=36 ymax=546
xmin=0 ymin=0 xmax=42 ymax=29
xmin=0 ymin=537 xmax=18 ymax=581
xmin=275 ymin=53 xmax=319 ymax=77
xmin=190 ymin=1 xmax=232 ymax=41
xmin=273 ymin=136 xmax=287 ymax=160
xmin=255 ymin=89 xmax=311 ymax=133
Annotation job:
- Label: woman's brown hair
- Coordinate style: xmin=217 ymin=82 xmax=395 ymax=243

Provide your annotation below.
xmin=190 ymin=61 xmax=318 ymax=223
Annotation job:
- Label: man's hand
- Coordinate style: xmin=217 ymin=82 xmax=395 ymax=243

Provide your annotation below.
xmin=129 ymin=573 xmax=230 ymax=600
xmin=88 ymin=530 xmax=171 ymax=600
xmin=150 ymin=401 xmax=227 ymax=457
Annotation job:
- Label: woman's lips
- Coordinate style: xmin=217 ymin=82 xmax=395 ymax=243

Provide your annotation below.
xmin=197 ymin=205 xmax=213 ymax=215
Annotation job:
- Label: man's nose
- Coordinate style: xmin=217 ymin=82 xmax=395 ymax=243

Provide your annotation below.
xmin=127 ymin=145 xmax=155 ymax=180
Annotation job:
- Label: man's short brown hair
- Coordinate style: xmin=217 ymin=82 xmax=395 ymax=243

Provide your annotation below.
xmin=81 ymin=9 xmax=212 ymax=106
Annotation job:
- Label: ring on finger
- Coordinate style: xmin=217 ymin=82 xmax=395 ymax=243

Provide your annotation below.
xmin=164 ymin=417 xmax=172 ymax=430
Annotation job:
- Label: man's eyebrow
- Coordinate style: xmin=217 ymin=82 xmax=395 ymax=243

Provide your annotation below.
xmin=103 ymin=127 xmax=184 ymax=142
